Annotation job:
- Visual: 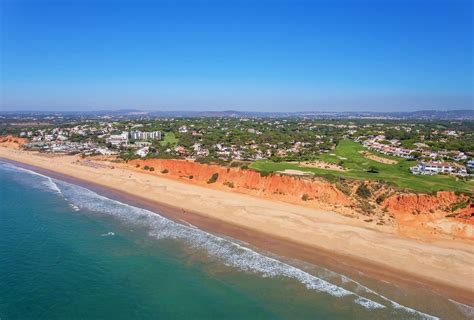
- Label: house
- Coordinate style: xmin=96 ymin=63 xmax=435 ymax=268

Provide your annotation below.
xmin=136 ymin=147 xmax=150 ymax=158
xmin=467 ymin=160 xmax=474 ymax=171
xmin=411 ymin=161 xmax=467 ymax=176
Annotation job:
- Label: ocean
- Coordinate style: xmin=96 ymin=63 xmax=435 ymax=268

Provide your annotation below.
xmin=0 ymin=160 xmax=471 ymax=320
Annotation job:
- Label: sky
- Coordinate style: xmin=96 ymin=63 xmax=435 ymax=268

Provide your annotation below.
xmin=0 ymin=0 xmax=472 ymax=112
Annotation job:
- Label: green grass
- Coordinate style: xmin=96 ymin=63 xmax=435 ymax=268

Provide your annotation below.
xmin=159 ymin=132 xmax=179 ymax=146
xmin=250 ymin=140 xmax=473 ymax=193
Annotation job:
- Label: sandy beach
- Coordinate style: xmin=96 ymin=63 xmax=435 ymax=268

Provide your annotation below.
xmin=1 ymin=146 xmax=473 ymax=305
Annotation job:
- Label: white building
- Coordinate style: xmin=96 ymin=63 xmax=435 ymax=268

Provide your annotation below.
xmin=410 ymin=161 xmax=467 ymax=176
xmin=107 ymin=132 xmax=129 ymax=146
xmin=136 ymin=147 xmax=150 ymax=158
xmin=130 ymin=131 xmax=161 ymax=140
xmin=467 ymin=160 xmax=474 ymax=170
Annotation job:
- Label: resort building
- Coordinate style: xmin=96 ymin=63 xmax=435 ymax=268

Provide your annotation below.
xmin=130 ymin=130 xmax=161 ymax=141
xmin=106 ymin=132 xmax=129 ymax=146
xmin=410 ymin=161 xmax=468 ymax=176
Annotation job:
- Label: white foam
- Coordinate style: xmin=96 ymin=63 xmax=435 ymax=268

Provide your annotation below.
xmin=101 ymin=232 xmax=115 ymax=237
xmin=55 ymin=180 xmax=386 ymax=305
xmin=0 ymin=162 xmax=61 ymax=194
xmin=69 ymin=204 xmax=80 ymax=211
xmin=449 ymin=299 xmax=474 ymax=318
xmin=339 ymin=275 xmax=439 ymax=319
xmin=0 ymin=162 xmax=442 ymax=318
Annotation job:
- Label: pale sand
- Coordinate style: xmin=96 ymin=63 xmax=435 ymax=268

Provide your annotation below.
xmin=1 ymin=147 xmax=473 ymax=303
xmin=290 ymin=160 xmax=347 ymax=171
xmin=361 ymin=151 xmax=398 ymax=164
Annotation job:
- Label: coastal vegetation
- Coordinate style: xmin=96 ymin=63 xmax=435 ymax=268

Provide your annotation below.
xmin=207 ymin=173 xmax=219 ymax=184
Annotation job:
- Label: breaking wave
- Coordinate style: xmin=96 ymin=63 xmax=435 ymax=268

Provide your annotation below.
xmin=1 ymin=161 xmax=442 ymax=319
xmin=0 ymin=161 xmax=61 ymax=194
xmin=449 ymin=300 xmax=474 ymax=319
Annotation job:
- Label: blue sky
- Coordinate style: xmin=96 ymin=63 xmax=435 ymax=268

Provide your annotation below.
xmin=1 ymin=0 xmax=472 ymax=112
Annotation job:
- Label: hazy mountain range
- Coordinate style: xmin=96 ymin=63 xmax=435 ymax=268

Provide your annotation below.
xmin=1 ymin=109 xmax=473 ymax=120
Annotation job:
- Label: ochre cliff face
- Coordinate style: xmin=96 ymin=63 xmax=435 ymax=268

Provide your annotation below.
xmin=383 ymin=192 xmax=474 ymax=240
xmin=126 ymin=159 xmax=473 ymax=240
xmin=0 ymin=135 xmax=27 ymax=147
xmin=129 ymin=159 xmax=350 ymax=209
xmin=383 ymin=191 xmax=465 ymax=216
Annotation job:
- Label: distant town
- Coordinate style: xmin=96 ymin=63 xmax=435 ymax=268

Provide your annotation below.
xmin=1 ymin=110 xmax=473 ymax=191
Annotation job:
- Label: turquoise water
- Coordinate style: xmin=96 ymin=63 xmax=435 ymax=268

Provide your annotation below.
xmin=0 ymin=161 xmax=471 ymax=319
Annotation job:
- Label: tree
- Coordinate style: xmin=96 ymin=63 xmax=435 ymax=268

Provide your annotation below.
xmin=411 ymin=151 xmax=422 ymax=160
xmin=367 ymin=166 xmax=379 ymax=173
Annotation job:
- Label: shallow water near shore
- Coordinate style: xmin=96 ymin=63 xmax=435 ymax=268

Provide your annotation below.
xmin=0 ymin=160 xmax=472 ymax=319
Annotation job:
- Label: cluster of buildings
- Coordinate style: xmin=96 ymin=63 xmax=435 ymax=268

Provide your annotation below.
xmin=23 ymin=124 xmax=162 ymax=158
xmin=362 ymin=139 xmax=414 ymax=159
xmin=26 ymin=141 xmax=117 ymax=156
xmin=355 ymin=135 xmax=472 ymax=177
xmin=106 ymin=130 xmax=161 ymax=146
xmin=357 ymin=135 xmax=468 ymax=161
xmin=410 ymin=161 xmax=468 ymax=176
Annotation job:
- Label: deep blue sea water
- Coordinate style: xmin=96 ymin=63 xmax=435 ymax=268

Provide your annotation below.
xmin=0 ymin=160 xmax=472 ymax=319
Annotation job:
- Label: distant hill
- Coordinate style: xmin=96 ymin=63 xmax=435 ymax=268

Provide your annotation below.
xmin=1 ymin=109 xmax=473 ymax=120
xmin=146 ymin=109 xmax=474 ymax=120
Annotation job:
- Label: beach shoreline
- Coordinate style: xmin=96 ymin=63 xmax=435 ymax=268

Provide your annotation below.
xmin=1 ymin=147 xmax=473 ymax=306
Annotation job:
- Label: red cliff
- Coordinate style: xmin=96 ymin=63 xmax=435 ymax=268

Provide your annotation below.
xmin=383 ymin=192 xmax=473 ymax=240
xmin=129 ymin=159 xmax=350 ymax=210
xmin=126 ymin=159 xmax=473 ymax=240
xmin=0 ymin=135 xmax=27 ymax=147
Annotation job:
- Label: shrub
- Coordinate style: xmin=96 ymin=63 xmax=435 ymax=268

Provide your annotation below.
xmin=144 ymin=165 xmax=150 ymax=170
xmin=259 ymin=171 xmax=270 ymax=177
xmin=302 ymin=193 xmax=310 ymax=201
xmin=376 ymin=193 xmax=388 ymax=205
xmin=189 ymin=175 xmax=193 ymax=179
xmin=149 ymin=167 xmax=155 ymax=172
xmin=356 ymin=183 xmax=371 ymax=199
xmin=450 ymin=200 xmax=469 ymax=212
xmin=359 ymin=200 xmax=374 ymax=214
xmin=367 ymin=166 xmax=379 ymax=173
xmin=224 ymin=181 xmax=234 ymax=188
xmin=161 ymin=169 xmax=169 ymax=174
xmin=135 ymin=164 xmax=140 ymax=168
xmin=207 ymin=173 xmax=219 ymax=184
xmin=241 ymin=165 xmax=249 ymax=170
xmin=336 ymin=182 xmax=352 ymax=196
